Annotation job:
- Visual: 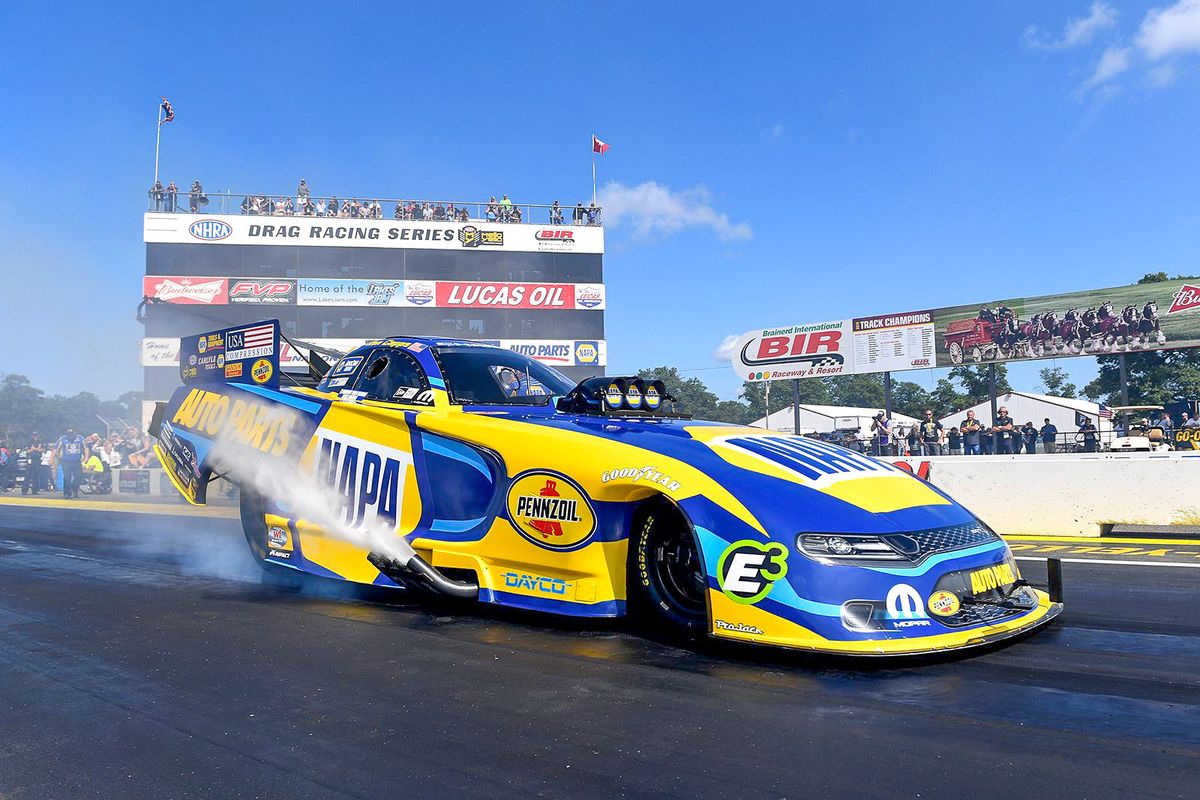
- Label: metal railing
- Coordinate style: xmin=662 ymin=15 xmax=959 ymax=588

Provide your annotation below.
xmin=864 ymin=427 xmax=1189 ymax=455
xmin=146 ymin=190 xmax=603 ymax=227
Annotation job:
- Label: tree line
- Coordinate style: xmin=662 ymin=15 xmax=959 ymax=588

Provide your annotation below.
xmin=0 ymin=374 xmax=142 ymax=444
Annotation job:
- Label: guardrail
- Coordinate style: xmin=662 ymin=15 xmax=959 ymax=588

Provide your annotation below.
xmin=147 ymin=191 xmax=603 ymax=227
xmin=845 ymin=428 xmax=1197 ymax=456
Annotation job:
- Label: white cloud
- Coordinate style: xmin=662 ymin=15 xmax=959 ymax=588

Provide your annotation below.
xmin=769 ymin=122 xmax=785 ymax=140
xmin=1137 ymin=0 xmax=1200 ymax=59
xmin=598 ymin=181 xmax=753 ymax=241
xmin=1080 ymin=46 xmax=1132 ymax=92
xmin=1024 ymin=2 xmax=1118 ymax=49
xmin=713 ymin=334 xmax=741 ymax=362
xmin=1147 ymin=63 xmax=1179 ymax=86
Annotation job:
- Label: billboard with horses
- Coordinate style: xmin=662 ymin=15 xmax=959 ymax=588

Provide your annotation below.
xmin=733 ymin=279 xmax=1200 ymax=381
xmin=934 ymin=278 xmax=1199 ymax=368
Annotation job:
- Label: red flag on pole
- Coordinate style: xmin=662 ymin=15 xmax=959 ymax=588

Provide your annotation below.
xmin=160 ymin=97 xmax=174 ymax=124
xmin=592 ymin=135 xmax=609 ymax=155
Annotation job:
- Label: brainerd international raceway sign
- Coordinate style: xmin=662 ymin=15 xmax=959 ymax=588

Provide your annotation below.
xmin=733 ymin=278 xmax=1200 ymax=380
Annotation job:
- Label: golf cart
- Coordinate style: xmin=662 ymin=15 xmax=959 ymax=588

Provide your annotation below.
xmin=1108 ymin=405 xmax=1172 ymax=452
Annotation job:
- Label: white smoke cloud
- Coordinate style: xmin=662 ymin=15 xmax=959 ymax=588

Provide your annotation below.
xmin=713 ymin=334 xmax=742 ymax=362
xmin=598 ymin=181 xmax=753 ymax=241
xmin=207 ymin=424 xmax=416 ymax=566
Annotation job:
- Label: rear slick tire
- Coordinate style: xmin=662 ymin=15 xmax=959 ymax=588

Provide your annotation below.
xmin=239 ymin=488 xmax=303 ymax=586
xmin=630 ymin=502 xmax=709 ymax=637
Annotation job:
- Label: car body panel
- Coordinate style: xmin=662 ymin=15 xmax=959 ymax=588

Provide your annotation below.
xmin=152 ymin=321 xmax=1060 ymax=655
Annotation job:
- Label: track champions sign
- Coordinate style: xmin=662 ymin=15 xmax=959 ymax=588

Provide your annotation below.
xmin=732 ymin=278 xmax=1200 ymax=380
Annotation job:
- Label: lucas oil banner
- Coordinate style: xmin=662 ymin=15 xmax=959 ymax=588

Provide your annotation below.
xmin=733 ymin=278 xmax=1200 ymax=380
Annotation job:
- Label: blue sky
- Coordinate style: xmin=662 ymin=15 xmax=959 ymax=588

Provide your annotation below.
xmin=2 ymin=1 xmax=1198 ymax=401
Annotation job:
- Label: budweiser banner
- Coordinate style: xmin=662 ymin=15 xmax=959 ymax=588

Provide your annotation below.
xmin=733 ymin=278 xmax=1200 ymax=380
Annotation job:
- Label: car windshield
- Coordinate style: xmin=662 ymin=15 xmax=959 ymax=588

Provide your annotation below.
xmin=436 ymin=346 xmax=576 ymax=405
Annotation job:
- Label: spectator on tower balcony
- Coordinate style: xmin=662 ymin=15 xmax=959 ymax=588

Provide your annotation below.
xmin=315 ymin=198 xmax=326 ymax=216
xmin=370 ymin=199 xmax=382 ymax=219
xmin=150 ymin=180 xmax=164 ymax=210
xmin=297 ymin=179 xmax=310 ymax=199
xmin=433 ymin=203 xmax=447 ymax=221
xmin=422 ymin=203 xmax=434 ymax=221
xmin=486 ymin=197 xmax=498 ymax=222
xmin=189 ymin=180 xmax=204 ymax=213
xmin=550 ymin=200 xmax=564 ymax=225
xmin=166 ymin=181 xmax=178 ymax=212
xmin=324 ymin=196 xmax=336 ymax=217
xmin=587 ymin=201 xmax=599 ymax=225
xmin=573 ymin=202 xmax=585 ymax=225
xmin=459 ymin=207 xmax=470 ymax=221
xmin=446 ymin=203 xmax=457 ymax=221
xmin=500 ymin=194 xmax=513 ymax=214
xmin=511 ymin=205 xmax=522 ymax=223
xmin=241 ymin=195 xmax=252 ymax=214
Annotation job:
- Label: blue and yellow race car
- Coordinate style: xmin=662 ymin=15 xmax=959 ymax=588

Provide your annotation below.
xmin=150 ymin=320 xmax=1060 ymax=656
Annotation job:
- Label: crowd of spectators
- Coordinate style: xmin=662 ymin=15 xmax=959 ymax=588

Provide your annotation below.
xmin=858 ymin=406 xmax=1197 ymax=456
xmin=0 ymin=427 xmax=156 ymax=497
xmin=149 ymin=179 xmax=604 ymax=225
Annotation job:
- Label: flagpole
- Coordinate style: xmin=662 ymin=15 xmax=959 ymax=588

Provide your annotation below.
xmin=154 ymin=100 xmax=163 ymax=186
xmin=591 ymin=132 xmax=597 ymax=207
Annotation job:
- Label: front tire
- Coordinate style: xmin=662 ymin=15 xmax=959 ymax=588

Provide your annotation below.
xmin=630 ymin=501 xmax=708 ymax=636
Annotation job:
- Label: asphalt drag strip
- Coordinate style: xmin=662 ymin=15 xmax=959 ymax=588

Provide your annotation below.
xmin=0 ymin=502 xmax=1196 ymax=799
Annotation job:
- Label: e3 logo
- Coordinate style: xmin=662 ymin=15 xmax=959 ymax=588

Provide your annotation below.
xmin=717 ymin=540 xmax=789 ymax=604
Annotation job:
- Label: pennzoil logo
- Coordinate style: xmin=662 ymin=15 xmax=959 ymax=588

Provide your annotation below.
xmin=457 ymin=225 xmax=504 ymax=248
xmin=251 ymin=358 xmax=273 ymax=384
xmin=505 ymin=471 xmax=596 ymax=551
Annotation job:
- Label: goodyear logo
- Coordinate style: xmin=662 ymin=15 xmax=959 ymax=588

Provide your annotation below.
xmin=171 ymin=388 xmax=293 ymax=455
xmin=969 ymin=562 xmax=1017 ymax=595
xmin=505 ymin=471 xmax=596 ymax=551
xmin=188 ymin=219 xmax=233 ymax=240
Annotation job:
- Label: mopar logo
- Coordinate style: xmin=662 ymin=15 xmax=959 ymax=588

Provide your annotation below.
xmin=188 ymin=219 xmax=232 ymax=240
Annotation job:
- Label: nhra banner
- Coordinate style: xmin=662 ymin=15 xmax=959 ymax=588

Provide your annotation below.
xmin=146 ymin=276 xmax=605 ymax=311
xmin=143 ymin=338 xmax=607 ymax=368
xmin=144 ymin=213 xmax=604 ymax=255
xmin=733 ymin=278 xmax=1200 ymax=380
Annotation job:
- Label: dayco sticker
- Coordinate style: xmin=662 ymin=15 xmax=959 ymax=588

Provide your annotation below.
xmin=505 ymin=471 xmax=597 ymax=551
xmin=717 ymin=540 xmax=788 ymax=604
xmin=928 ymin=590 xmax=960 ymax=617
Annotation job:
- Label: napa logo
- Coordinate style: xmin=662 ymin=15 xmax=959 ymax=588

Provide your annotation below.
xmin=505 ymin=470 xmax=596 ymax=551
xmin=188 ymin=219 xmax=233 ymax=241
xmin=313 ymin=432 xmax=413 ymax=529
xmin=574 ymin=340 xmax=599 ymax=365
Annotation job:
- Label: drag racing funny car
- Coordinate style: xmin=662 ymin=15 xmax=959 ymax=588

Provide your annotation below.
xmin=149 ymin=320 xmax=1060 ymax=656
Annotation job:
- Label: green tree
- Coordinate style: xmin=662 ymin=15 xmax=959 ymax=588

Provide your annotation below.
xmin=1037 ymin=366 xmax=1077 ymax=398
xmin=928 ymin=377 xmax=967 ymax=416
xmin=825 ymin=374 xmax=885 ymax=409
xmin=740 ymin=378 xmax=829 ymax=424
xmin=637 ymin=366 xmax=722 ymax=420
xmin=1084 ymin=349 xmax=1200 ymax=405
xmin=948 ymin=365 xmax=1011 ymax=406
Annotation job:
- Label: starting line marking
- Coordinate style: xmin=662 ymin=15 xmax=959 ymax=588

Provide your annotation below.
xmin=0 ymin=495 xmax=237 ymax=519
xmin=1006 ymin=535 xmax=1200 ymax=546
xmin=1015 ymin=556 xmax=1200 ymax=569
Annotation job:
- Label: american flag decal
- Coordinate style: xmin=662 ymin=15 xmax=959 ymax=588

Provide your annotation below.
xmin=226 ymin=323 xmax=275 ymax=360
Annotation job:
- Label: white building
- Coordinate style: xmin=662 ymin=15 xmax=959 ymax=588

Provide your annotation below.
xmin=937 ymin=391 xmax=1113 ymax=439
xmin=751 ymin=404 xmax=920 ymax=435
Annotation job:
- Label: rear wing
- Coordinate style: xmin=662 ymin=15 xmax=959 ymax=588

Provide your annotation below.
xmin=148 ymin=320 xmax=327 ymax=505
xmin=179 ymin=320 xmax=281 ymax=388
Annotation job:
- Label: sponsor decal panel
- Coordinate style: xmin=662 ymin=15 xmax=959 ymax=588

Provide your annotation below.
xmin=734 ymin=320 xmax=854 ymax=380
xmin=143 ymin=276 xmax=228 ymax=305
xmin=852 ymin=310 xmax=935 ymax=373
xmin=226 ymin=324 xmax=275 ymax=361
xmin=457 ymin=225 xmax=505 ymax=248
xmin=1169 ymin=284 xmax=1200 ymax=315
xmin=312 ymin=431 xmax=413 ymax=529
xmin=437 ymin=281 xmax=576 ymax=310
xmin=170 ymin=388 xmax=295 ymax=455
xmin=297 ymin=278 xmax=408 ymax=307
xmin=717 ymin=540 xmax=788 ymax=604
xmin=968 ymin=562 xmax=1017 ymax=595
xmin=928 ymin=590 xmax=961 ymax=617
xmin=574 ymin=284 xmax=605 ymax=309
xmin=228 ymin=279 xmax=296 ymax=305
xmin=188 ymin=219 xmax=233 ymax=240
xmin=505 ymin=471 xmax=597 ymax=551
xmin=501 ymin=571 xmax=573 ymax=597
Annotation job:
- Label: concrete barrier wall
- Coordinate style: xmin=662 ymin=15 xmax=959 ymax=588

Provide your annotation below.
xmin=893 ymin=453 xmax=1200 ymax=536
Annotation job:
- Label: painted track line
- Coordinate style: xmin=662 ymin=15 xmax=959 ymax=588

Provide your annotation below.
xmin=0 ymin=495 xmax=237 ymax=519
xmin=1015 ymin=556 xmax=1200 ymax=569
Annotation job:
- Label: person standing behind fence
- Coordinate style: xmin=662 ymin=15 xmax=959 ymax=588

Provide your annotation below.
xmin=960 ymin=410 xmax=982 ymax=455
xmin=1021 ymin=421 xmax=1038 ymax=454
xmin=947 ymin=426 xmax=962 ymax=455
xmin=25 ymin=434 xmax=45 ymax=494
xmin=992 ymin=406 xmax=1015 ymax=454
xmin=56 ymin=427 xmax=85 ymax=498
xmin=189 ymin=180 xmax=204 ymax=213
xmin=166 ymin=181 xmax=178 ymax=212
xmin=1078 ymin=418 xmax=1099 ymax=453
xmin=1040 ymin=417 xmax=1059 ymax=454
xmin=919 ymin=410 xmax=943 ymax=456
xmin=150 ymin=180 xmax=164 ymax=210
xmin=870 ymin=411 xmax=892 ymax=457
